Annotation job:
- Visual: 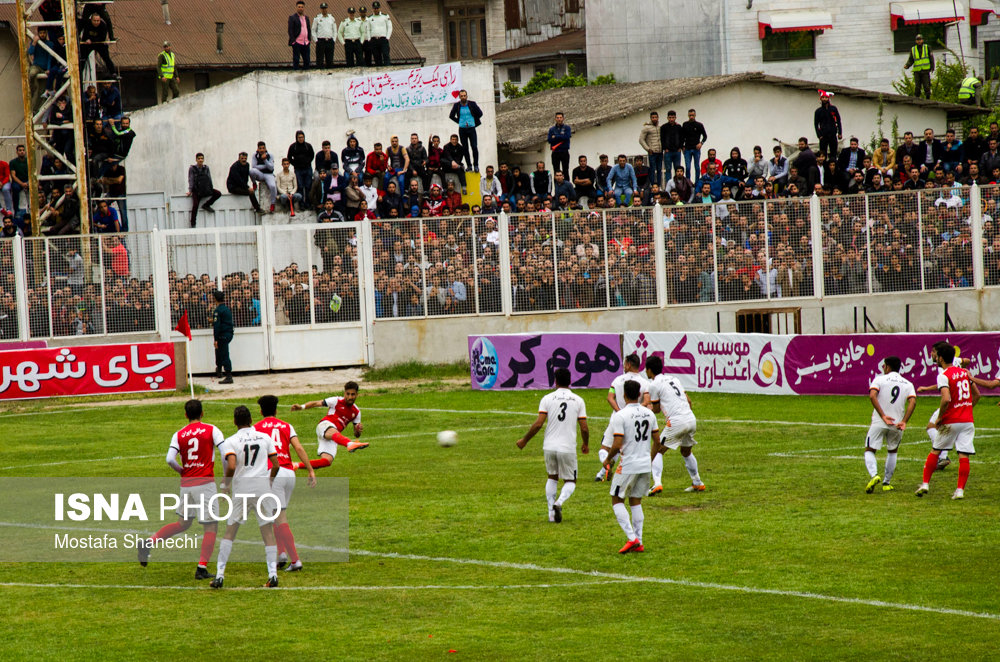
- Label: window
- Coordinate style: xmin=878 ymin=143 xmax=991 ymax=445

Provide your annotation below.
xmin=411 ymin=21 xmax=421 ymax=35
xmin=986 ymin=40 xmax=1000 ymax=79
xmin=507 ymin=66 xmax=521 ymax=83
xmin=761 ymin=30 xmax=816 ymax=62
xmin=447 ymin=4 xmax=487 ymax=60
xmin=893 ymin=23 xmax=946 ymax=53
xmin=194 ymin=73 xmax=210 ymax=91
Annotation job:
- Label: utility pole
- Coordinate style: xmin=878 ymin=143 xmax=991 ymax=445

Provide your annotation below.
xmin=15 ymin=0 xmax=91 ymax=237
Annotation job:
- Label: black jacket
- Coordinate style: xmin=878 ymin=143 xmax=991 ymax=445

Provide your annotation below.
xmin=226 ymin=160 xmax=251 ymax=192
xmin=287 ymin=140 xmax=315 ymax=170
xmin=287 ymin=13 xmax=311 ymax=46
xmin=213 ymin=303 xmax=234 ymax=341
xmin=681 ymin=120 xmax=707 ymax=150
xmin=449 ymin=100 xmax=483 ymax=128
xmin=314 ymin=150 xmax=339 ymax=172
xmin=837 ymin=148 xmax=867 ymax=172
xmin=914 ymin=140 xmax=945 ymax=169
xmin=659 ymin=122 xmax=684 ymax=152
xmin=814 ymin=104 xmax=842 ymax=137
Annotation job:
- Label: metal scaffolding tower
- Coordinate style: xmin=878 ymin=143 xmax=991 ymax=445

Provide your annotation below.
xmin=15 ymin=0 xmax=92 ymax=236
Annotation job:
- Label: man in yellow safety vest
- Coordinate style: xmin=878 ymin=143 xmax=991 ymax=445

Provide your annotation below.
xmin=958 ymin=75 xmax=984 ymax=106
xmin=158 ymin=41 xmax=180 ymax=103
xmin=903 ymin=33 xmax=934 ymax=99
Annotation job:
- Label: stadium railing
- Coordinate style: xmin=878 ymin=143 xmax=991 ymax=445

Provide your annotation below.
xmin=0 ymin=184 xmax=994 ymax=344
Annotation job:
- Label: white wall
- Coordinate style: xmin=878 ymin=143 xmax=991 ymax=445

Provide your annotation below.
xmin=586 ymin=0 xmax=992 ymax=95
xmin=126 ymin=62 xmax=499 ymax=196
xmin=370 ymin=287 xmax=1000 ymax=365
xmin=509 ymin=80 xmax=950 ymax=170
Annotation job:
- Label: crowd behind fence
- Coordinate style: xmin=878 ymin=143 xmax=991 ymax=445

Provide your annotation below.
xmin=1 ymin=185 xmax=998 ymax=341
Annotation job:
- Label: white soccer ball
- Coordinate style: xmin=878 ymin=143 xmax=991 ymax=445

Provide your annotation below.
xmin=437 ymin=430 xmax=458 ymax=447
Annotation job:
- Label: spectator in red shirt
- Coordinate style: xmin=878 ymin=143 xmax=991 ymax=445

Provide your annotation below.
xmin=365 ymin=142 xmax=388 ymax=184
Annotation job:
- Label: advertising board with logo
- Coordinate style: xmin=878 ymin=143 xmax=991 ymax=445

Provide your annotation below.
xmin=469 ymin=334 xmax=621 ymax=390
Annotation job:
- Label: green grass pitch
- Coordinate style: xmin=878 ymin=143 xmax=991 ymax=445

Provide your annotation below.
xmin=1 ymin=387 xmax=999 ymax=660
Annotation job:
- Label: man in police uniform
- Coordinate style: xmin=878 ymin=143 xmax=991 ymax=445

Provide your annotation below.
xmin=338 ymin=7 xmax=366 ymax=67
xmin=368 ymin=1 xmax=392 ymax=66
xmin=959 ymin=74 xmax=984 ymax=107
xmin=313 ymin=3 xmax=337 ymax=69
xmin=157 ymin=41 xmax=179 ymax=103
xmin=358 ymin=6 xmax=373 ymax=66
xmin=213 ymin=290 xmax=234 ymax=384
xmin=903 ymin=33 xmax=935 ymax=99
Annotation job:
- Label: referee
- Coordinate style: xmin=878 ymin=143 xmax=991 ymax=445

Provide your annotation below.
xmin=213 ymin=290 xmax=234 ymax=384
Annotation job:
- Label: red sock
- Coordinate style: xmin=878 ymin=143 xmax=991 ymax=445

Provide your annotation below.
xmin=276 ymin=535 xmax=287 ymax=555
xmin=277 ymin=523 xmax=299 ymax=564
xmin=309 ymin=457 xmax=332 ymax=469
xmin=198 ymin=531 xmax=216 ymax=567
xmin=331 ymin=431 xmax=352 ymax=447
xmin=151 ymin=521 xmax=186 ymax=542
xmin=958 ymin=457 xmax=970 ymax=490
xmin=922 ymin=453 xmax=938 ymax=484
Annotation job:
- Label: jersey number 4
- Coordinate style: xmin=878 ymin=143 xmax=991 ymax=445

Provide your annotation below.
xmin=243 ymin=444 xmax=260 ymax=465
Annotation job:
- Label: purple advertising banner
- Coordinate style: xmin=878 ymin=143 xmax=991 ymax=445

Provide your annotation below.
xmin=469 ymin=333 xmax=621 ymax=390
xmin=786 ymin=333 xmax=1000 ymax=396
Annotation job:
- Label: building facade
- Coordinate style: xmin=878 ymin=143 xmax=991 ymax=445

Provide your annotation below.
xmin=586 ymin=0 xmax=1000 ymax=94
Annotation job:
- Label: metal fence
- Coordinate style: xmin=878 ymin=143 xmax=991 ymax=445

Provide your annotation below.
xmin=3 ymin=184 xmax=999 ymax=346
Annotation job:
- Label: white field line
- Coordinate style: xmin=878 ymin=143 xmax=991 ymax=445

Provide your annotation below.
xmin=769 ymin=453 xmax=1000 ymax=465
xmin=0 ymin=424 xmax=525 ymax=472
xmin=0 ymin=520 xmax=996 ymax=621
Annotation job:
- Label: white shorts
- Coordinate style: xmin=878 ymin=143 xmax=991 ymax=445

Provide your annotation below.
xmin=227 ymin=479 xmax=279 ymax=526
xmin=544 ymin=451 xmax=578 ymax=481
xmin=273 ymin=467 xmax=296 ymax=510
xmin=660 ymin=414 xmax=697 ymax=450
xmin=316 ymin=420 xmax=341 ymax=458
xmin=176 ymin=481 xmax=219 ymax=524
xmin=928 ymin=408 xmax=940 ymax=426
xmin=610 ymin=470 xmax=651 ymax=500
xmin=866 ymin=423 xmax=902 ymax=451
xmin=933 ymin=422 xmax=975 ymax=455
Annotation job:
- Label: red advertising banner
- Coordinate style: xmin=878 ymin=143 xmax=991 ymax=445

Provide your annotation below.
xmin=0 ymin=342 xmax=176 ymax=400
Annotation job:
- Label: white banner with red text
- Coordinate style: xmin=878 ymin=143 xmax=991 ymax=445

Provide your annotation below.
xmin=0 ymin=342 xmax=177 ymax=400
xmin=344 ymin=63 xmax=462 ymax=118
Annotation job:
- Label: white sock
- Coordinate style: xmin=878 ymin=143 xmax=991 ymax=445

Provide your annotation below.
xmin=612 ymin=502 xmax=634 ymax=540
xmin=884 ymin=452 xmax=898 ymax=484
xmin=927 ymin=427 xmax=938 ymax=443
xmin=683 ymin=454 xmax=702 ymax=485
xmin=864 ymin=450 xmax=878 ymax=477
xmin=555 ymin=481 xmax=576 ymax=507
xmin=651 ymin=453 xmax=663 ymax=486
xmin=631 ymin=504 xmax=644 ymax=542
xmin=545 ymin=479 xmax=558 ymax=511
xmin=216 ymin=538 xmax=233 ymax=578
xmin=939 ymin=449 xmax=949 ymax=461
xmin=265 ymin=544 xmax=278 ymax=578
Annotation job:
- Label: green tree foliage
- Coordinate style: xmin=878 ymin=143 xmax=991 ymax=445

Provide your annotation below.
xmin=503 ymin=63 xmax=617 ymax=100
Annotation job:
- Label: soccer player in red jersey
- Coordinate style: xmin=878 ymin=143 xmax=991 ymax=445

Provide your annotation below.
xmin=916 ymin=342 xmax=981 ymax=500
xmin=291 ymin=381 xmax=369 ymax=470
xmin=138 ymin=399 xmax=225 ymax=579
xmin=255 ymin=395 xmax=316 ymax=572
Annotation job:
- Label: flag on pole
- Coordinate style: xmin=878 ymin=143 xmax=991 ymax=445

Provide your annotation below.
xmin=174 ymin=310 xmax=192 ymax=341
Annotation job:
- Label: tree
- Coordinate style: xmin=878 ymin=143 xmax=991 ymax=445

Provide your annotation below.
xmin=503 ymin=63 xmax=616 ymax=100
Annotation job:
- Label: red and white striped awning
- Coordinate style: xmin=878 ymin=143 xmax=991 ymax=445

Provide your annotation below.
xmin=890 ymin=1 xmax=965 ymax=30
xmin=970 ymin=0 xmax=997 ymax=26
xmin=757 ymin=10 xmax=833 ymax=40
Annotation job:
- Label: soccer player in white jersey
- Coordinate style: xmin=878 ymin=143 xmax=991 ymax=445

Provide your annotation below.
xmin=595 ymin=353 xmax=650 ymax=482
xmin=863 ymin=356 xmax=916 ymax=493
xmin=516 ymin=368 xmax=589 ymax=523
xmin=210 ymin=406 xmax=281 ymax=589
xmin=138 ymin=399 xmax=225 ymax=579
xmin=606 ymin=379 xmax=659 ymax=554
xmin=644 ymin=355 xmax=705 ymax=494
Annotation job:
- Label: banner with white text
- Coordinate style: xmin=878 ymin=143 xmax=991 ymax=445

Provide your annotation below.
xmin=0 ymin=342 xmax=177 ymax=400
xmin=344 ymin=63 xmax=462 ymax=118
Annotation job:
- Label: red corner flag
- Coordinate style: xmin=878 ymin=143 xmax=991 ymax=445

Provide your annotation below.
xmin=174 ymin=310 xmax=192 ymax=341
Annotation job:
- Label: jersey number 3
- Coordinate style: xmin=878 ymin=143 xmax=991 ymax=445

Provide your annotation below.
xmin=557 ymin=402 xmax=568 ymax=421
